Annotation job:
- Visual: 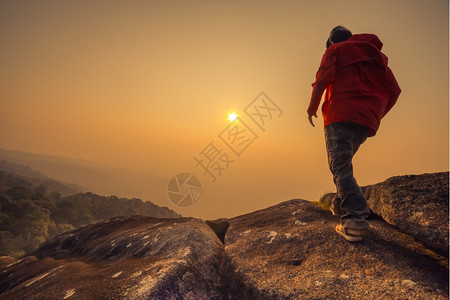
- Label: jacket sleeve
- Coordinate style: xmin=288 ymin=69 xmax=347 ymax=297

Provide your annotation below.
xmin=382 ymin=67 xmax=401 ymax=117
xmin=307 ymin=49 xmax=336 ymax=116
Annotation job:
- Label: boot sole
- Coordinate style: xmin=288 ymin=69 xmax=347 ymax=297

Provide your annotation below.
xmin=335 ymin=225 xmax=363 ymax=242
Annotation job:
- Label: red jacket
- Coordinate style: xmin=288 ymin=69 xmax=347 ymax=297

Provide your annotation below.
xmin=307 ymin=34 xmax=401 ymax=136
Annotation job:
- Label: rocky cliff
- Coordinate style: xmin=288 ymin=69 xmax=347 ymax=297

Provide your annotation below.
xmin=0 ymin=172 xmax=448 ymax=299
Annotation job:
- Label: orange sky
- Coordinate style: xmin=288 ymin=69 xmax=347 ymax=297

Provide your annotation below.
xmin=0 ymin=0 xmax=448 ymax=219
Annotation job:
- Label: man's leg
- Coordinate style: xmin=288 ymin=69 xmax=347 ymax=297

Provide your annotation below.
xmin=324 ymin=123 xmax=370 ymax=232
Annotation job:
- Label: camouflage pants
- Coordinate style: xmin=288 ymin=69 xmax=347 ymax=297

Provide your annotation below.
xmin=324 ymin=123 xmax=371 ymax=231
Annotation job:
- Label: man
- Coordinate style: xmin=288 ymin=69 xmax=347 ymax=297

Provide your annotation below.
xmin=307 ymin=26 xmax=401 ymax=242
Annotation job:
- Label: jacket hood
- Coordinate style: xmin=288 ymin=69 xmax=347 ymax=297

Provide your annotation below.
xmin=330 ymin=33 xmax=388 ymax=68
xmin=347 ymin=33 xmax=383 ymax=50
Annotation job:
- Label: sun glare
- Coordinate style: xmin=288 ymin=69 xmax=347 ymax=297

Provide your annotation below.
xmin=228 ymin=112 xmax=238 ymax=122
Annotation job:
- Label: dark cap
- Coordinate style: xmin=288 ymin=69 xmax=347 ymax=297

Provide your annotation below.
xmin=327 ymin=26 xmax=352 ymax=48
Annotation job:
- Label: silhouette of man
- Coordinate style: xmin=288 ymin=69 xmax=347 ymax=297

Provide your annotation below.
xmin=307 ymin=26 xmax=401 ymax=242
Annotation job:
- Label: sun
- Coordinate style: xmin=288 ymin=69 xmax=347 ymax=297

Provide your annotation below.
xmin=228 ymin=112 xmax=238 ymax=122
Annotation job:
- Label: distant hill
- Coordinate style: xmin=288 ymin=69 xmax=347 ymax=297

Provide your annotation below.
xmin=0 ymin=170 xmax=181 ymax=257
xmin=0 ymin=148 xmax=129 ymax=193
xmin=0 ymin=160 xmax=47 ymax=179
xmin=0 ymin=160 xmax=85 ymax=196
xmin=0 ymin=148 xmax=169 ymax=206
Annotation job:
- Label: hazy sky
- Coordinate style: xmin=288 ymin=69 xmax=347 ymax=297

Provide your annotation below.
xmin=1 ymin=0 xmax=448 ymax=219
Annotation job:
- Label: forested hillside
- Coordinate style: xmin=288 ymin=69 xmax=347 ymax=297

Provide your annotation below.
xmin=0 ymin=171 xmax=180 ymax=257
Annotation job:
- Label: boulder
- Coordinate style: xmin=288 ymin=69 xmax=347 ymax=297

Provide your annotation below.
xmin=225 ymin=199 xmax=448 ymax=299
xmin=0 ymin=216 xmax=244 ymax=299
xmin=319 ymin=172 xmax=449 ymax=256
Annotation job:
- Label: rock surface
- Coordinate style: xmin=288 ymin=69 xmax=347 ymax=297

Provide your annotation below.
xmin=0 ymin=216 xmax=244 ymax=299
xmin=0 ymin=173 xmax=448 ymax=299
xmin=320 ymin=172 xmax=449 ymax=256
xmin=224 ymin=199 xmax=448 ymax=299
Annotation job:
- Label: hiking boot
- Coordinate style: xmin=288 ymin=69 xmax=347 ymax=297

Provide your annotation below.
xmin=335 ymin=224 xmax=365 ymax=242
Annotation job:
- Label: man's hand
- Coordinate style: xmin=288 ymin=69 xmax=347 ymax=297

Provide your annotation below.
xmin=308 ymin=112 xmax=317 ymax=127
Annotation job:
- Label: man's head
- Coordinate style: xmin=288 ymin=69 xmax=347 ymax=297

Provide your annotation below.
xmin=326 ymin=26 xmax=352 ymax=48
